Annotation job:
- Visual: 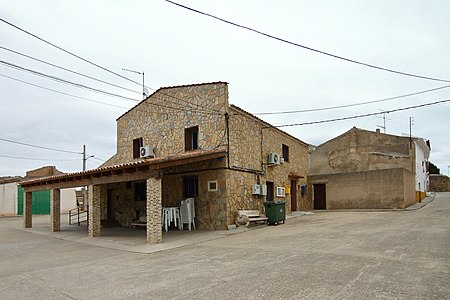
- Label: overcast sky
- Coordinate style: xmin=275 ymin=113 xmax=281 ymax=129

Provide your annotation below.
xmin=1 ymin=1 xmax=449 ymax=177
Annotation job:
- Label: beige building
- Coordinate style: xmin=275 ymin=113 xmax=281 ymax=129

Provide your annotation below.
xmin=307 ymin=127 xmax=429 ymax=209
xmin=21 ymin=82 xmax=309 ymax=244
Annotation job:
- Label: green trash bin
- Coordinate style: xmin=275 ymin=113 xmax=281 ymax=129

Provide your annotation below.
xmin=264 ymin=201 xmax=286 ymax=225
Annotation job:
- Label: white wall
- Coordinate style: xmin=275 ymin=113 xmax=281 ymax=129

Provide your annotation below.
xmin=415 ymin=140 xmax=429 ymax=193
xmin=61 ymin=188 xmax=77 ymax=213
xmin=0 ymin=182 xmax=18 ymax=215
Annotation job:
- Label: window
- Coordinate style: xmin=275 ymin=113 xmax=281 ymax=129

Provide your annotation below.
xmin=134 ymin=181 xmax=146 ymax=201
xmin=183 ymin=176 xmax=198 ymax=198
xmin=208 ymin=180 xmax=218 ymax=192
xmin=282 ymin=144 xmax=289 ymax=162
xmin=266 ymin=181 xmax=274 ymax=201
xmin=133 ymin=137 xmax=143 ymax=159
xmin=185 ymin=126 xmax=199 ymax=151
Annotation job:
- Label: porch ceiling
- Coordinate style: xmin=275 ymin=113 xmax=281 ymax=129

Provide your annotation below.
xmin=20 ymin=149 xmax=226 ymax=192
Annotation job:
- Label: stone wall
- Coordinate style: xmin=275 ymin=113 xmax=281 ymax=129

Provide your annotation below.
xmin=430 ymin=174 xmax=450 ymax=192
xmin=228 ymin=106 xmax=309 ymax=219
xmin=310 ymin=127 xmax=414 ymax=176
xmin=109 ymin=82 xmax=229 ymax=166
xmin=308 ymin=168 xmax=416 ymax=209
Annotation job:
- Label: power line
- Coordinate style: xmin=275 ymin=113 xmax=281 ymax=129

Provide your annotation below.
xmin=0 ymin=45 xmax=141 ymax=94
xmin=165 ymin=0 xmax=450 ymax=84
xmin=0 ymin=18 xmax=224 ymax=115
xmin=0 ymin=154 xmax=80 ymax=162
xmin=0 ymin=59 xmax=140 ymax=102
xmin=0 ymin=17 xmax=143 ymax=87
xmin=254 ymin=84 xmax=450 ymax=115
xmin=274 ymin=98 xmax=450 ymax=128
xmin=0 ymin=137 xmax=81 ymax=154
xmin=0 ymin=73 xmax=130 ymax=109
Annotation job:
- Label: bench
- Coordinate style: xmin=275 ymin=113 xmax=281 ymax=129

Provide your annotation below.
xmin=237 ymin=210 xmax=268 ymax=227
xmin=131 ymin=216 xmax=147 ymax=229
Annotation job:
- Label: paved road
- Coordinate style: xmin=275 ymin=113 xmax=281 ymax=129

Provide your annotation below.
xmin=1 ymin=193 xmax=449 ymax=299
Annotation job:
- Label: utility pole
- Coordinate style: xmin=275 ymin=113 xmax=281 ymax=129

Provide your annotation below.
xmin=82 ymin=144 xmax=86 ymax=171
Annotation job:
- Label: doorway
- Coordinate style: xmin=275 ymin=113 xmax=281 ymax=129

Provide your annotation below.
xmin=290 ymin=180 xmax=297 ymax=211
xmin=313 ymin=184 xmax=326 ymax=210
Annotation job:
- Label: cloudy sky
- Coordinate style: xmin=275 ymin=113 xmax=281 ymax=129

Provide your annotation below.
xmin=1 ymin=1 xmax=449 ymax=177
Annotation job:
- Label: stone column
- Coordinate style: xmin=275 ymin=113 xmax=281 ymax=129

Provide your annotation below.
xmin=88 ymin=185 xmax=101 ymax=237
xmin=23 ymin=191 xmax=32 ymax=228
xmin=146 ymin=177 xmax=162 ymax=244
xmin=50 ymin=189 xmax=61 ymax=232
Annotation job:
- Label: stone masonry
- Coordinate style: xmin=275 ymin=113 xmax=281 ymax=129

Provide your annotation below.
xmin=88 ymin=185 xmax=103 ymax=237
xmin=146 ymin=177 xmax=162 ymax=244
xmin=23 ymin=191 xmax=32 ymax=228
xmin=50 ymin=189 xmax=60 ymax=232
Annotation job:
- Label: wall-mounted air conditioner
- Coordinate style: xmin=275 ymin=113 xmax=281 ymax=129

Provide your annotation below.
xmin=276 ymin=186 xmax=286 ymax=197
xmin=268 ymin=152 xmax=281 ymax=165
xmin=252 ymin=184 xmax=261 ymax=195
xmin=140 ymin=145 xmax=155 ymax=158
xmin=260 ymin=184 xmax=267 ymax=196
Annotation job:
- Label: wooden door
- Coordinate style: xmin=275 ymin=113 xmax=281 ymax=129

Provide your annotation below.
xmin=290 ymin=180 xmax=297 ymax=211
xmin=313 ymin=184 xmax=326 ymax=210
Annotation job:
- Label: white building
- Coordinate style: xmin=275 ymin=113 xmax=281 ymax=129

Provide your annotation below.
xmin=414 ymin=138 xmax=431 ymax=200
xmin=0 ymin=177 xmax=21 ymax=216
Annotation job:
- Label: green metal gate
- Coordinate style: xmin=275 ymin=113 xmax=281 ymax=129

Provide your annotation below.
xmin=17 ymin=186 xmax=51 ymax=215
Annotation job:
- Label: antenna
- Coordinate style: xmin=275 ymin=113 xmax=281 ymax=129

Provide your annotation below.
xmin=122 ymin=68 xmax=147 ymax=99
xmin=375 ymin=109 xmax=390 ymax=133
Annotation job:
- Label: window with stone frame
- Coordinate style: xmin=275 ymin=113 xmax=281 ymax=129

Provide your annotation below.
xmin=282 ymin=144 xmax=289 ymax=163
xmin=133 ymin=137 xmax=143 ymax=159
xmin=185 ymin=126 xmax=199 ymax=151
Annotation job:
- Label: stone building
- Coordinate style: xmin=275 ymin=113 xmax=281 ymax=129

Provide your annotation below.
xmin=307 ymin=127 xmax=430 ymax=209
xmin=20 ymin=82 xmax=309 ymax=244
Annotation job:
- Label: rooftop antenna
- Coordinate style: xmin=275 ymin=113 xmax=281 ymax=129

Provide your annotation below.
xmin=122 ymin=68 xmax=148 ymax=99
xmin=375 ymin=109 xmax=390 ymax=133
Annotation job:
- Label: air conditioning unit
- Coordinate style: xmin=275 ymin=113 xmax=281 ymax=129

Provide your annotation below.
xmin=252 ymin=184 xmax=261 ymax=195
xmin=140 ymin=145 xmax=155 ymax=158
xmin=268 ymin=152 xmax=281 ymax=165
xmin=276 ymin=186 xmax=286 ymax=197
xmin=260 ymin=184 xmax=267 ymax=196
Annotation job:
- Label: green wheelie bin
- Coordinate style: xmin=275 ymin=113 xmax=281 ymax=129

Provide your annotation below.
xmin=264 ymin=201 xmax=286 ymax=225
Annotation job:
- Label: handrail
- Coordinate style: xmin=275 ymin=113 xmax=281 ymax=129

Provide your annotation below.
xmin=69 ymin=206 xmax=88 ymax=226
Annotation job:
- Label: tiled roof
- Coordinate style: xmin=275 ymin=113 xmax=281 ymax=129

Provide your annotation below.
xmin=0 ymin=176 xmax=23 ymax=185
xmin=20 ymin=148 xmax=226 ymax=187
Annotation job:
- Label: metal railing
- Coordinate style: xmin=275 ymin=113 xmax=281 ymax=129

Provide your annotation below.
xmin=69 ymin=207 xmax=88 ymax=226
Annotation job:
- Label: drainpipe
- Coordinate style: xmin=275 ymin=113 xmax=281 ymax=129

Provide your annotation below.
xmin=225 ymin=113 xmax=230 ymax=169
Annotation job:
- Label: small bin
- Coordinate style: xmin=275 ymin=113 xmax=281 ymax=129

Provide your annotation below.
xmin=264 ymin=201 xmax=286 ymax=225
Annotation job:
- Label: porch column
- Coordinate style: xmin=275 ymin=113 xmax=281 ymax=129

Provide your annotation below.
xmin=146 ymin=177 xmax=162 ymax=244
xmin=50 ymin=189 xmax=61 ymax=232
xmin=88 ymin=185 xmax=101 ymax=237
xmin=23 ymin=191 xmax=32 ymax=228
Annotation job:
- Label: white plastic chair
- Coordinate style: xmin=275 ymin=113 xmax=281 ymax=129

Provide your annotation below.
xmin=180 ymin=198 xmax=195 ymax=231
xmin=162 ymin=207 xmax=181 ymax=231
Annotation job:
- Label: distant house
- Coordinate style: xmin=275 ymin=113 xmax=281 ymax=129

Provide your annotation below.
xmin=0 ymin=176 xmax=22 ymax=216
xmin=307 ymin=127 xmax=430 ymax=209
xmin=20 ymin=82 xmax=310 ymax=244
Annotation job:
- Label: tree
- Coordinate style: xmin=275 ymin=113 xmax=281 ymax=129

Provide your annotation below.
xmin=429 ymin=161 xmax=440 ymax=174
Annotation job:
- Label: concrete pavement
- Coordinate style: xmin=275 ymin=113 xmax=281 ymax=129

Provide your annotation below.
xmin=0 ymin=193 xmax=448 ymax=299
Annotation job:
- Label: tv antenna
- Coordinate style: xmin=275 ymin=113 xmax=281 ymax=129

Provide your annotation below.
xmin=122 ymin=68 xmax=148 ymax=99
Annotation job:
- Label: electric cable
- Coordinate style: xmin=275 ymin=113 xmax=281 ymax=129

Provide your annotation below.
xmin=165 ymin=0 xmax=450 ymax=84
xmin=274 ymin=98 xmax=450 ymax=128
xmin=0 ymin=137 xmax=82 ymax=154
xmin=0 ymin=45 xmax=141 ymax=94
xmin=254 ymin=84 xmax=450 ymax=115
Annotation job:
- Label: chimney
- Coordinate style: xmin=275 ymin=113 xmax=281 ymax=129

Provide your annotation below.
xmin=376 ymin=128 xmax=381 ymax=133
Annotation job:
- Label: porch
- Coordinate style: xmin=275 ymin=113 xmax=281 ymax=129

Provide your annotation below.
xmin=19 ymin=149 xmax=226 ymax=244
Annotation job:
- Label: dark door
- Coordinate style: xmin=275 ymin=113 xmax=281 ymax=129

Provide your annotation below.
xmin=266 ymin=182 xmax=274 ymax=201
xmin=107 ymin=189 xmax=113 ymax=219
xmin=313 ymin=184 xmax=326 ymax=210
xmin=290 ymin=180 xmax=297 ymax=211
